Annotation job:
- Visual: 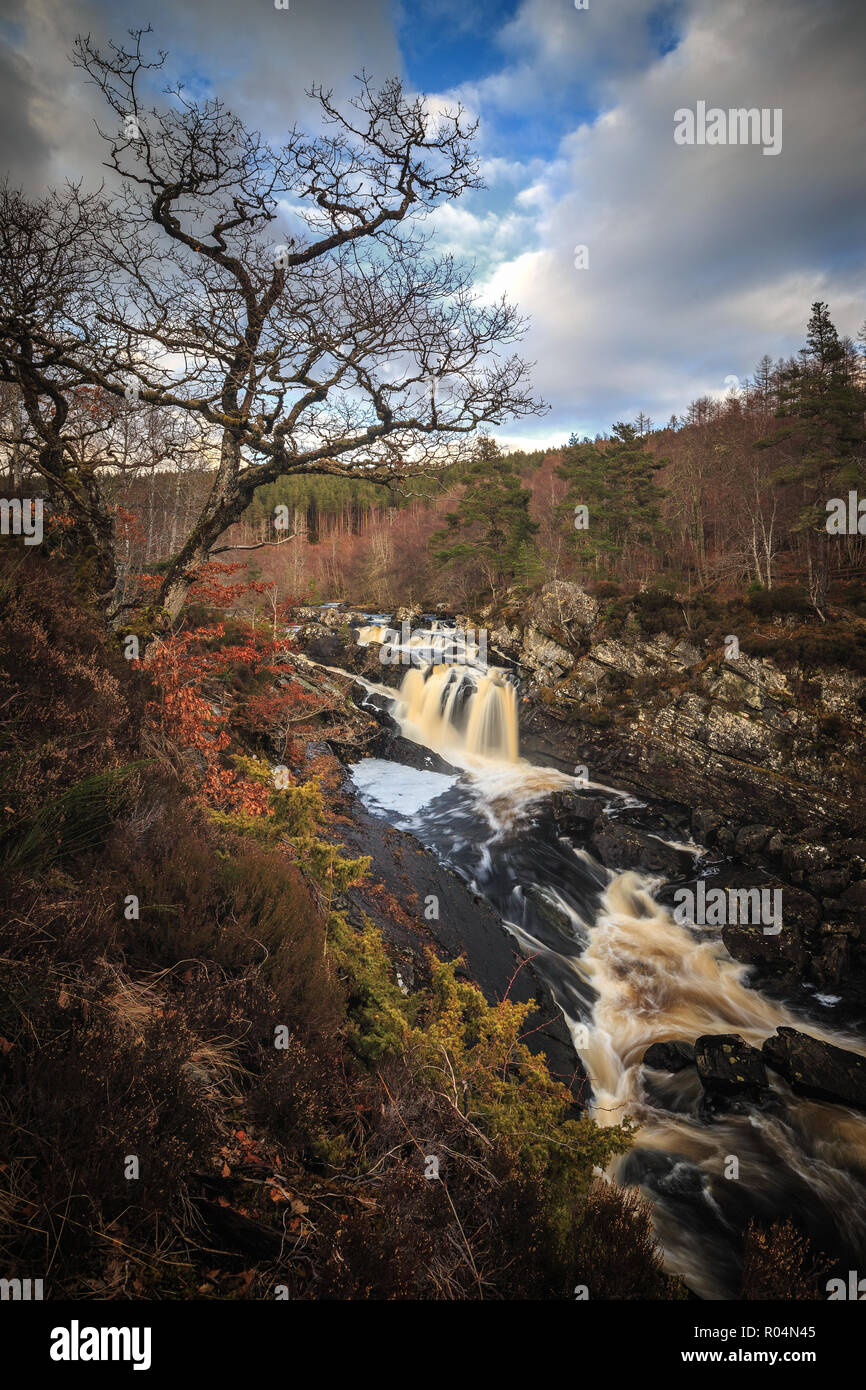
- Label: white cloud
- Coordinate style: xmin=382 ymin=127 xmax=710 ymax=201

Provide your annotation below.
xmin=2 ymin=0 xmax=863 ymax=447
xmin=475 ymin=0 xmax=866 ymax=440
xmin=427 ymin=201 xmax=537 ymax=277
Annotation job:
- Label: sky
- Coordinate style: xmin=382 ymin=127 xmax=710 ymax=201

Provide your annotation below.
xmin=1 ymin=0 xmax=864 ymax=449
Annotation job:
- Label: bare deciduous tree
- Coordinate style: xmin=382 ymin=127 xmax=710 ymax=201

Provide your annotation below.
xmin=0 ymin=28 xmax=543 ymax=630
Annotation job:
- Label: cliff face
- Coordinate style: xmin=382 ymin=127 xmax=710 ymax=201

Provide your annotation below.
xmin=486 ymin=580 xmax=865 ymax=837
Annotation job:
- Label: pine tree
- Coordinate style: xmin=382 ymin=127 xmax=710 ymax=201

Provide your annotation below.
xmin=556 ymin=423 xmax=667 ymax=578
xmin=430 ymin=436 xmax=539 ymax=600
xmin=768 ymin=302 xmax=866 ymax=613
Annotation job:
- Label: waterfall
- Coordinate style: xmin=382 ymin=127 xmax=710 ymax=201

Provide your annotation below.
xmin=357 ymin=623 xmax=390 ymax=645
xmin=394 ymin=664 xmax=520 ymax=764
xmin=340 ymin=609 xmax=866 ymax=1298
xmin=358 ymin=621 xmax=487 ymax=669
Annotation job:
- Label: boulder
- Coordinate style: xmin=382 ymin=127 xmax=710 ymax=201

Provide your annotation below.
xmin=304 ymin=628 xmax=353 ymax=666
xmin=811 ymin=929 xmax=850 ymax=990
xmin=838 ymin=841 xmax=866 ymax=876
xmin=692 ymin=808 xmax=723 ymax=845
xmin=527 ymin=581 xmax=599 ymax=638
xmin=782 ymin=842 xmax=832 ymax=874
xmin=489 ymin=625 xmax=521 ymax=660
xmin=785 ymin=884 xmax=823 ymax=930
xmin=643 ymin=1040 xmax=696 ymax=1073
xmin=695 ymin=1033 xmax=768 ymax=1097
xmin=721 ymin=920 xmax=806 ymax=976
xmin=734 ymin=825 xmax=774 ymax=857
xmin=671 ymin=639 xmax=702 ymax=668
xmin=522 ymin=626 xmax=572 ymax=683
xmin=589 ymin=820 xmax=692 ymax=878
xmin=761 ymin=1027 xmax=866 ymax=1110
xmin=809 ymin=867 xmax=852 ymax=896
xmin=840 ymin=880 xmax=866 ymax=914
xmin=549 ymin=790 xmax=609 ymax=831
xmin=361 ymin=733 xmax=458 ymax=777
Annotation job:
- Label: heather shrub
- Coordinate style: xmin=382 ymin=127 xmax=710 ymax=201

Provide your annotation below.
xmin=111 ymin=814 xmax=340 ymax=1039
xmin=245 ymin=1034 xmax=341 ymax=1153
xmin=0 ymin=551 xmax=145 ymax=830
xmin=741 ymin=1219 xmax=827 ymax=1300
xmin=0 ymin=987 xmax=216 ymax=1283
xmin=741 ymin=626 xmax=866 ymax=672
xmin=747 ymin=584 xmax=810 ymax=618
xmin=564 ymin=1181 xmax=685 ymax=1300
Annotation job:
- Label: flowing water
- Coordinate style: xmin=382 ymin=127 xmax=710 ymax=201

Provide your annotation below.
xmin=339 ymin=615 xmax=866 ymax=1298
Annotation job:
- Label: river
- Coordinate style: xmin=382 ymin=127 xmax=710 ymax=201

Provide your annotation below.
xmin=334 ymin=615 xmax=866 ymax=1298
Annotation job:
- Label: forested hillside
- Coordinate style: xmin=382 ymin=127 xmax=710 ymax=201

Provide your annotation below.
xmin=52 ymin=301 xmax=862 ymax=616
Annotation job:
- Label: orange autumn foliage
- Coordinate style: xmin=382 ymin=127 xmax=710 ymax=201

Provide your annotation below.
xmin=144 ymin=601 xmax=317 ymax=815
xmin=144 ymin=623 xmax=270 ymax=815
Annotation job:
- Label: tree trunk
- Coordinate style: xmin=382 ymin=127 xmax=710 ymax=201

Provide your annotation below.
xmin=155 ymin=432 xmax=244 ymax=626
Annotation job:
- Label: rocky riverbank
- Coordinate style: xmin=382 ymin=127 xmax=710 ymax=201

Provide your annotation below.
xmin=489 ymin=582 xmax=866 ymax=1011
xmin=294 ymin=587 xmax=866 ymax=1021
xmin=335 ymin=783 xmax=586 ymax=1099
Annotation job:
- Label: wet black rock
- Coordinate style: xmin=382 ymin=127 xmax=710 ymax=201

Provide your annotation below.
xmin=840 ymin=880 xmax=866 ymax=913
xmin=643 ymin=1040 xmax=696 ymax=1072
xmin=589 ymin=820 xmax=692 ymax=878
xmin=839 ymin=841 xmax=866 ymax=876
xmin=812 ymin=927 xmax=852 ymax=989
xmin=549 ymin=790 xmax=609 ymax=832
xmin=721 ymin=920 xmax=806 ymax=976
xmin=304 ymin=628 xmax=354 ymax=666
xmin=362 ymin=731 xmax=458 ymax=776
xmin=809 ymin=867 xmax=852 ymax=896
xmin=761 ymin=1027 xmax=866 ymax=1110
xmin=695 ymin=1033 xmax=768 ymax=1097
xmin=734 ymin=825 xmax=774 ymax=857
xmin=779 ymin=883 xmax=822 ymax=930
xmin=692 ymin=808 xmax=723 ymax=844
xmin=351 ymin=682 xmax=392 ymax=715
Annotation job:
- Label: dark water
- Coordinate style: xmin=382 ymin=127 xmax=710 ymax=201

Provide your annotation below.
xmin=341 ymin=625 xmax=866 ymax=1298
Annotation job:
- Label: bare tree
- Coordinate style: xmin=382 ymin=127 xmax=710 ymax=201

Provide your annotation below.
xmin=0 ymin=183 xmax=127 ymax=606
xmin=14 ymin=28 xmax=543 ymax=629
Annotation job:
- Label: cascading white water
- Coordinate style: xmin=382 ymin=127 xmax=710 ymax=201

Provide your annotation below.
xmin=549 ymin=870 xmax=866 ymax=1295
xmin=340 ymin=612 xmax=866 ymax=1295
xmin=357 ymin=623 xmax=390 ymax=645
xmin=394 ymin=664 xmax=520 ymax=765
xmin=358 ymin=620 xmax=487 ymax=669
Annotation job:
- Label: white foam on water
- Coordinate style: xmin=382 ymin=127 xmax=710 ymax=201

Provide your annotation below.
xmin=348 ymin=757 xmax=458 ymax=819
xmin=339 ymin=616 xmax=866 ymax=1297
